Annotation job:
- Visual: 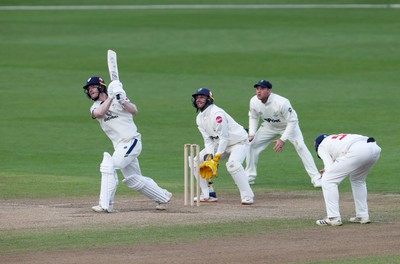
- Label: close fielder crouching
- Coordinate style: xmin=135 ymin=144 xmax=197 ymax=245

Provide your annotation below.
xmin=191 ymin=88 xmax=254 ymax=205
xmin=82 ymin=77 xmax=172 ymax=212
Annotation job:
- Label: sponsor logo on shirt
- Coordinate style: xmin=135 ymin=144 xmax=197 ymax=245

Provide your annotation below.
xmin=216 ymin=116 xmax=223 ymax=123
xmin=104 ymin=111 xmax=118 ymax=122
xmin=264 ymin=118 xmax=280 ymax=123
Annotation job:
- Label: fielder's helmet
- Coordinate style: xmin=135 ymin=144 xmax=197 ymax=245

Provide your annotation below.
xmin=314 ymin=134 xmax=329 ymax=153
xmin=83 ymin=76 xmax=107 ymax=100
xmin=192 ymin=88 xmax=215 ymax=101
xmin=254 ymin=79 xmax=272 ymax=89
xmin=192 ymin=88 xmax=215 ymax=111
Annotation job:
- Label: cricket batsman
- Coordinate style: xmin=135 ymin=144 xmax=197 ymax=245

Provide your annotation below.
xmin=82 ymin=76 xmax=172 ymax=212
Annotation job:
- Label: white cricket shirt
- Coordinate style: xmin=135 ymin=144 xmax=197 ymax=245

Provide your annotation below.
xmin=317 ymin=133 xmax=370 ymax=169
xmin=196 ymin=104 xmax=247 ymax=155
xmin=248 ymin=93 xmax=298 ymax=141
xmin=90 ymin=100 xmax=141 ymax=148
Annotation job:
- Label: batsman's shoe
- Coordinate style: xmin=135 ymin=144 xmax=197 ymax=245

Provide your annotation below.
xmin=311 ymin=176 xmax=322 ymax=188
xmin=156 ymin=203 xmax=168 ymax=210
xmin=156 ymin=191 xmax=173 ymax=210
xmin=194 ymin=195 xmax=218 ymax=203
xmin=349 ymin=217 xmax=371 ymax=224
xmin=91 ymin=205 xmax=111 ymax=213
xmin=241 ymin=197 xmax=254 ymax=205
xmin=316 ymin=217 xmax=342 ymax=226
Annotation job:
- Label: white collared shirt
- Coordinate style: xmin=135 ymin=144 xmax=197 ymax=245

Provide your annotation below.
xmin=196 ymin=104 xmax=247 ymax=154
xmin=248 ymin=93 xmax=298 ymax=141
xmin=91 ymin=100 xmax=141 ymax=148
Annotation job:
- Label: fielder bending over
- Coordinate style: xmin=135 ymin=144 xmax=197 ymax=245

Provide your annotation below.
xmin=192 ymin=88 xmax=254 ymax=205
xmin=82 ymin=77 xmax=172 ymax=212
xmin=245 ymin=79 xmax=321 ymax=187
xmin=315 ymin=133 xmax=381 ymax=226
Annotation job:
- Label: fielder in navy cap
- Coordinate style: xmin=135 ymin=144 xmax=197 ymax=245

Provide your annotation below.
xmin=245 ymin=78 xmax=321 ymax=188
xmin=253 ymin=79 xmax=272 ymax=89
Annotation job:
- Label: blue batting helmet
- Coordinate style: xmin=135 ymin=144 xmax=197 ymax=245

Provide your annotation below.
xmin=83 ymin=76 xmax=107 ymax=100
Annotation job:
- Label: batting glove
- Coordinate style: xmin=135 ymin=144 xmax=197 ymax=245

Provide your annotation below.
xmin=118 ymin=94 xmax=131 ymax=105
xmin=113 ymin=81 xmax=125 ymax=94
xmin=108 ymin=80 xmax=122 ymax=93
xmin=108 ymin=91 xmax=116 ymax=99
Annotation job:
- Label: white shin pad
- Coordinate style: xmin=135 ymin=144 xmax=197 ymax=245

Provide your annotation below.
xmin=99 ymin=152 xmax=118 ymax=211
xmin=123 ymin=175 xmax=170 ymax=203
xmin=226 ymin=161 xmax=254 ymax=200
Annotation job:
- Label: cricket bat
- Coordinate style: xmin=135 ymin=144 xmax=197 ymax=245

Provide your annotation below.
xmin=107 ymin=49 xmax=120 ymax=99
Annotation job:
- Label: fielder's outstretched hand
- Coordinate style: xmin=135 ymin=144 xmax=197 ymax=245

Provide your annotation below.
xmin=273 ymin=139 xmax=285 ymax=152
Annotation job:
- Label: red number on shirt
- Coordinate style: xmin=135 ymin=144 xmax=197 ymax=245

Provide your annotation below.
xmin=331 ymin=134 xmax=347 ymax=140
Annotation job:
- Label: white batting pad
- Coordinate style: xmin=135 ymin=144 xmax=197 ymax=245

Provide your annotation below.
xmin=99 ymin=152 xmax=118 ymax=211
xmin=123 ymin=176 xmax=170 ymax=203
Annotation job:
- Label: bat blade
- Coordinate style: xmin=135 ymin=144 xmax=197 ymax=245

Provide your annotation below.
xmin=107 ymin=49 xmax=119 ymax=81
xmin=107 ymin=49 xmax=120 ymax=99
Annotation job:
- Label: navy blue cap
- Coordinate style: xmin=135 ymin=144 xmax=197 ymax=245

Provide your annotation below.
xmin=314 ymin=134 xmax=329 ymax=152
xmin=192 ymin=88 xmax=215 ymax=100
xmin=83 ymin=76 xmax=106 ymax=89
xmin=254 ymin=79 xmax=272 ymax=89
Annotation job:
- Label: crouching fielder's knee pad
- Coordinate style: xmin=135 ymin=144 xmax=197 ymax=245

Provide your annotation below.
xmin=123 ymin=176 xmax=170 ymax=203
xmin=99 ymin=152 xmax=118 ymax=211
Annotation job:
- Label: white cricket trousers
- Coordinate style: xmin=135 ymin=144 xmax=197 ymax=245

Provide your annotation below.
xmin=111 ymin=138 xmax=169 ymax=203
xmin=322 ymin=141 xmax=381 ymax=219
xmin=245 ymin=124 xmax=320 ymax=179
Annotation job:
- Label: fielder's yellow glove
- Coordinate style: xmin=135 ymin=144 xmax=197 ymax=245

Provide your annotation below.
xmin=199 ymin=163 xmax=214 ymax=179
xmin=213 ymin=153 xmax=222 ymax=164
xmin=200 ymin=160 xmax=218 ymax=179
xmin=199 ymin=153 xmax=222 ymax=179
